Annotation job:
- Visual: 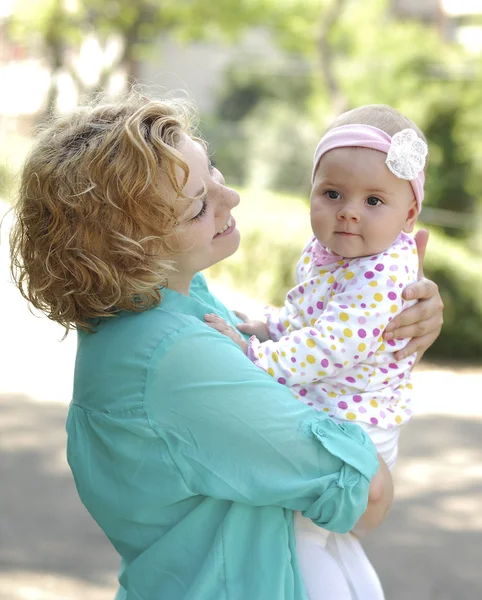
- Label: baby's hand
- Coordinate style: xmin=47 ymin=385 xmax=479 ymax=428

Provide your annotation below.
xmin=233 ymin=310 xmax=270 ymax=342
xmin=204 ymin=314 xmax=249 ymax=353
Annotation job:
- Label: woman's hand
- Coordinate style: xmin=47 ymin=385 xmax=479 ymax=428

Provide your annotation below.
xmin=352 ymin=454 xmax=393 ymax=538
xmin=384 ymin=229 xmax=444 ymax=361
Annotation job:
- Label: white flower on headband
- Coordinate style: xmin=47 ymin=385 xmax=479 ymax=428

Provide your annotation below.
xmin=385 ymin=128 xmax=428 ymax=181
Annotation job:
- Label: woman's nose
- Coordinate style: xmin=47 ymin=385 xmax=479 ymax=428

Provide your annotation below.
xmin=213 ymin=169 xmax=240 ymax=209
xmin=223 ymin=185 xmax=240 ymax=210
xmin=214 ymin=188 xmax=240 ymax=220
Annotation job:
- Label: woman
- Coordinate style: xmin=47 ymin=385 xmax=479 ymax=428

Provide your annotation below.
xmin=10 ymin=93 xmax=443 ymax=599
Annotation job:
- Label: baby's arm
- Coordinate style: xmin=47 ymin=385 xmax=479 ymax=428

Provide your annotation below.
xmin=233 ymin=311 xmax=271 ymax=342
xmin=264 ymin=304 xmax=292 ymax=341
xmin=248 ymin=257 xmax=415 ymax=385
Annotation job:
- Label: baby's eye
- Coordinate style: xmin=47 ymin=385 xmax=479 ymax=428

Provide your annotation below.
xmin=367 ymin=196 xmax=382 ymax=206
xmin=326 ymin=190 xmax=341 ymax=200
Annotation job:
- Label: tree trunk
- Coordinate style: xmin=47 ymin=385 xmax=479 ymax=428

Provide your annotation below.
xmin=317 ymin=0 xmax=348 ymax=117
xmin=42 ymin=0 xmax=65 ymax=118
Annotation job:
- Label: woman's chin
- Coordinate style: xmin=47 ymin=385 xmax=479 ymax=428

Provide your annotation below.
xmin=215 ymin=228 xmax=241 ymax=265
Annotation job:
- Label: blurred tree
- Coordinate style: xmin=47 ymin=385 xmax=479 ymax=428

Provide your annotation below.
xmin=317 ymin=0 xmax=348 ymax=115
xmin=10 ymin=0 xmax=169 ymax=113
xmin=8 ymin=0 xmax=482 ymax=231
xmin=8 ymin=0 xmax=318 ymax=113
xmin=212 ymin=0 xmax=481 ymax=234
xmin=318 ymin=0 xmax=482 ymax=233
xmin=8 ymin=0 xmax=365 ymax=116
xmin=424 ymin=101 xmax=475 ymax=238
xmin=217 ymin=65 xmax=315 ymax=122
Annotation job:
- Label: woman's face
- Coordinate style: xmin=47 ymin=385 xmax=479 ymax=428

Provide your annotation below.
xmin=167 ymin=135 xmax=241 ymax=293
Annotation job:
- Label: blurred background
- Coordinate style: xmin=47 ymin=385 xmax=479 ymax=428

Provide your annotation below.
xmin=1 ymin=0 xmax=482 ymax=599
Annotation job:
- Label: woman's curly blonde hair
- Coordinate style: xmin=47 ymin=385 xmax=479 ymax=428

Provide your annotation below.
xmin=10 ymin=92 xmax=199 ymax=334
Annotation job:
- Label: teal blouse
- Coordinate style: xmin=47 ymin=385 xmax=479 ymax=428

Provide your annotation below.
xmin=67 ymin=273 xmax=379 ymax=600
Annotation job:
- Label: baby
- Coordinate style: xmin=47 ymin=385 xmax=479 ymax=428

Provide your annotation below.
xmin=206 ymin=104 xmax=428 ymax=599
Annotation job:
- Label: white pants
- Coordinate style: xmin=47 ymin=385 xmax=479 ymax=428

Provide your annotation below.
xmin=295 ymin=514 xmax=385 ymax=600
xmin=295 ymin=423 xmax=400 ymax=600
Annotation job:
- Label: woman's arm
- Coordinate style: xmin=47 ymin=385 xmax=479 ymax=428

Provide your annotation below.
xmin=145 ymin=322 xmax=383 ymax=534
xmin=352 ymin=454 xmax=394 ymax=538
xmin=385 ymin=229 xmax=444 ymax=361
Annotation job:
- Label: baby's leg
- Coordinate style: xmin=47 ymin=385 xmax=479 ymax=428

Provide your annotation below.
xmin=294 ymin=513 xmax=352 ymax=600
xmin=296 ymin=533 xmax=353 ymax=599
xmin=295 ymin=512 xmax=385 ymax=600
xmin=327 ymin=532 xmax=385 ymax=600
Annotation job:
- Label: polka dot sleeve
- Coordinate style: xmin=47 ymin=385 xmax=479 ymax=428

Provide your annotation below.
xmin=265 ymin=305 xmax=291 ymax=342
xmin=247 ymin=254 xmax=414 ymax=386
xmin=265 ymin=238 xmax=317 ymax=342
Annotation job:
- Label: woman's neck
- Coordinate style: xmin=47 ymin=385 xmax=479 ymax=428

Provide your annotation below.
xmin=165 ymin=273 xmax=193 ymax=296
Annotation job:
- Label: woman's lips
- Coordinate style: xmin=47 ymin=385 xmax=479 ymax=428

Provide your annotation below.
xmin=214 ymin=218 xmax=236 ymax=238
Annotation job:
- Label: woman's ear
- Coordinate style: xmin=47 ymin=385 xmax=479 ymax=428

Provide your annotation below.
xmin=402 ymin=198 xmax=419 ymax=233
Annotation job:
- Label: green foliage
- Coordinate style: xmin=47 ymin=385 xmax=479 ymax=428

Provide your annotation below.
xmin=331 ymin=0 xmax=459 ymax=108
xmin=207 ymin=188 xmax=310 ymax=305
xmin=201 ymin=119 xmax=248 ymax=187
xmin=314 ymin=0 xmax=482 ymax=238
xmin=207 ymin=188 xmax=482 ymax=361
xmin=0 ymin=132 xmax=33 ymax=203
xmin=422 ymin=231 xmax=482 ymax=361
xmin=9 ymin=0 xmax=320 ymax=68
xmin=10 ymin=0 xmax=318 ymax=105
xmin=205 ymin=0 xmax=482 ymax=245
xmin=0 ymin=163 xmax=14 ymax=200
xmin=207 ymin=59 xmax=325 ymax=194
xmin=9 ymin=0 xmax=82 ymax=47
xmin=242 ymin=100 xmax=319 ymax=194
xmin=424 ymin=102 xmax=475 ymax=238
xmin=216 ymin=65 xmax=315 ymax=122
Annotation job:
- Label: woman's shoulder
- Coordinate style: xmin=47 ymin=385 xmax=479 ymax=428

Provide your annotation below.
xmin=74 ymin=298 xmax=219 ymax=412
xmin=78 ymin=302 xmax=202 ymax=352
xmin=79 ymin=275 xmax=219 ymax=350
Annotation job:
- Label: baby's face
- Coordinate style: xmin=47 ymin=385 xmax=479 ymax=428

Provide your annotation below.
xmin=310 ymin=147 xmax=418 ymax=258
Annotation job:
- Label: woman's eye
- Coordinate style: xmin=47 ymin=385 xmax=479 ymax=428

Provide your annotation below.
xmin=367 ymin=196 xmax=382 ymax=206
xmin=192 ymin=199 xmax=207 ymax=221
xmin=326 ymin=190 xmax=341 ymax=200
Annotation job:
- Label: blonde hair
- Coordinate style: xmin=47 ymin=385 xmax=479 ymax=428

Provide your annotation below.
xmin=10 ymin=92 xmax=199 ymax=334
xmin=328 ymin=104 xmax=426 ymax=143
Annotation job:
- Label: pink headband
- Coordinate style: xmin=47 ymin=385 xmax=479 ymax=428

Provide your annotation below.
xmin=312 ymin=124 xmax=427 ymax=211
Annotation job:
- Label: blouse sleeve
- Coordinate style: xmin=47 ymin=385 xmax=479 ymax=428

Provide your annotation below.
xmin=143 ymin=322 xmax=379 ymax=533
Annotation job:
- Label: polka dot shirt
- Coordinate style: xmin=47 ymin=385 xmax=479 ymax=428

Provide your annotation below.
xmin=247 ymin=232 xmax=418 ymax=430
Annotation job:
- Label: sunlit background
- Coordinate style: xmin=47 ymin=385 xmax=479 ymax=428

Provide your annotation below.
xmin=1 ymin=1 xmax=482 ymax=599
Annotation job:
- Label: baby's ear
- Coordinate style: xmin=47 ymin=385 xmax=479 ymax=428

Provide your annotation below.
xmin=402 ymin=198 xmax=418 ymax=233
